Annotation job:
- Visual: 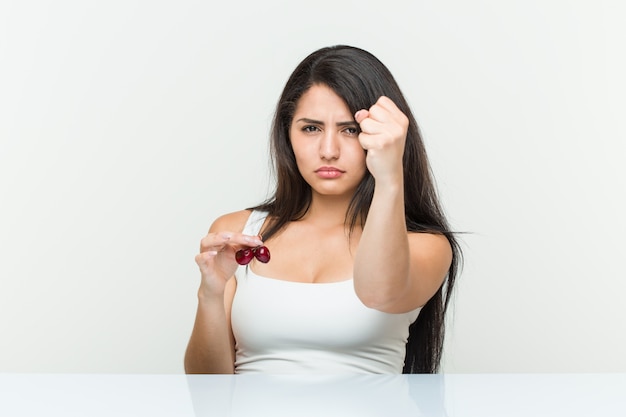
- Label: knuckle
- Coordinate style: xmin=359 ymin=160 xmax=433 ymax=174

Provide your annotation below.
xmin=199 ymin=234 xmax=211 ymax=245
xmin=199 ymin=232 xmax=219 ymax=249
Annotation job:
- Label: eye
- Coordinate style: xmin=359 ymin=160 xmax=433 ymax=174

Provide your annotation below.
xmin=343 ymin=127 xmax=359 ymax=136
xmin=302 ymin=125 xmax=320 ymax=133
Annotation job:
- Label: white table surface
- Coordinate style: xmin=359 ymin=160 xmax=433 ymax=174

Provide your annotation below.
xmin=1 ymin=373 xmax=624 ymax=416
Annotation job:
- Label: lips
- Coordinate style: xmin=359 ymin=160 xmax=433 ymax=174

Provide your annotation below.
xmin=315 ymin=166 xmax=345 ymax=179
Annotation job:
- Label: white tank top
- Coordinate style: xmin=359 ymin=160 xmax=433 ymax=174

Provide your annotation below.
xmin=231 ymin=210 xmax=421 ymax=374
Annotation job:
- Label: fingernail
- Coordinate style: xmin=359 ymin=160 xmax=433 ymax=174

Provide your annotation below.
xmin=207 ymin=250 xmax=218 ymax=256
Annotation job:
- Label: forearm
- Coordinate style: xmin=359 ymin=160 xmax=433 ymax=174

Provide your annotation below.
xmin=184 ymin=294 xmax=235 ymax=374
xmin=353 ymin=179 xmax=410 ymax=309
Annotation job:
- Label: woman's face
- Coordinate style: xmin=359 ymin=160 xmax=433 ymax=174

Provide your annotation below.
xmin=289 ymin=84 xmax=367 ymax=199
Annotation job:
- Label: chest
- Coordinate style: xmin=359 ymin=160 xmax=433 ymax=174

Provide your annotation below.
xmin=232 ymin=271 xmax=416 ymax=350
xmin=253 ymin=223 xmax=361 ymax=283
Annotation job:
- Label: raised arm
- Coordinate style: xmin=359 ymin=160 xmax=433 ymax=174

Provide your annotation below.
xmin=353 ymin=97 xmax=452 ymax=313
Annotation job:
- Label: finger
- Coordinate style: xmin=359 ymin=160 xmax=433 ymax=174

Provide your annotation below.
xmin=197 ymin=250 xmax=218 ymax=261
xmin=200 ymin=232 xmax=230 ymax=251
xmin=375 ymin=96 xmax=400 ymax=112
xmin=373 ymin=97 xmax=409 ymax=128
xmin=358 ymin=132 xmax=383 ymax=151
xmin=202 ymin=232 xmax=264 ymax=253
xmin=195 ymin=251 xmax=218 ymax=269
xmin=222 ymin=232 xmax=264 ymax=247
xmin=357 ymin=117 xmax=385 ymax=136
xmin=366 ymin=103 xmax=388 ymax=122
xmin=369 ymin=100 xmax=402 ymax=125
xmin=199 ymin=232 xmax=242 ymax=252
xmin=354 ymin=109 xmax=369 ymax=124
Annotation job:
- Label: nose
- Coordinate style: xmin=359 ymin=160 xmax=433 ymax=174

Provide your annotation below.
xmin=319 ymin=130 xmax=340 ymax=160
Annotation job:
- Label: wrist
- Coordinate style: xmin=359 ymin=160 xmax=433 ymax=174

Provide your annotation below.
xmin=373 ymin=177 xmax=403 ymax=194
xmin=197 ymin=288 xmax=225 ymax=304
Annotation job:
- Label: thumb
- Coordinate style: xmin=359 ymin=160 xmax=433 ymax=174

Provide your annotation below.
xmin=354 ymin=109 xmax=369 ymax=124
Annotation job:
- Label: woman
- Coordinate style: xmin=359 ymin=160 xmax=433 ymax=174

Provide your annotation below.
xmin=184 ymin=45 xmax=461 ymax=374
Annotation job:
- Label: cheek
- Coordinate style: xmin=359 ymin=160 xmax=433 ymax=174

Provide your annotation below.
xmin=289 ymin=141 xmax=303 ymax=163
xmin=289 ymin=132 xmax=302 ymax=162
xmin=290 ymin=140 xmax=312 ymax=173
xmin=290 ymin=135 xmax=316 ymax=161
xmin=350 ymin=145 xmax=367 ymax=169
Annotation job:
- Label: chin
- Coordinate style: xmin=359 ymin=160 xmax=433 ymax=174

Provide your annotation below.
xmin=312 ymin=186 xmax=358 ymax=198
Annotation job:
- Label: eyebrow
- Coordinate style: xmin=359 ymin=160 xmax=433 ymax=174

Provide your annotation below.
xmin=294 ymin=118 xmax=357 ymax=127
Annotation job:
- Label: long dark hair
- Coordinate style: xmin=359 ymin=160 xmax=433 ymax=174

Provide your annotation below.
xmin=252 ymin=45 xmax=462 ymax=373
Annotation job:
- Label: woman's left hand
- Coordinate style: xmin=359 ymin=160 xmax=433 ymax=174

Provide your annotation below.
xmin=354 ymin=96 xmax=409 ymax=184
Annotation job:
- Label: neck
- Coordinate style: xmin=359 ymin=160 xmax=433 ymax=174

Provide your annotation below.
xmin=301 ymin=192 xmax=353 ymax=229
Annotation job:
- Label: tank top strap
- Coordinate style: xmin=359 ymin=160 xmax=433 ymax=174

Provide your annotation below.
xmin=242 ymin=210 xmax=269 ymax=236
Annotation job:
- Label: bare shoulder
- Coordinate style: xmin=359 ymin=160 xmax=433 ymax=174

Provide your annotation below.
xmin=408 ymin=233 xmax=452 ymax=280
xmin=208 ymin=209 xmax=253 ymax=233
xmin=408 ymin=232 xmax=453 ymax=270
xmin=408 ymin=231 xmax=452 ymax=250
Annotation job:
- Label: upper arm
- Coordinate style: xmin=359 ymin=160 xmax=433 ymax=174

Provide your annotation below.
xmin=223 ymin=276 xmax=237 ymax=360
xmin=384 ymin=232 xmax=453 ymax=313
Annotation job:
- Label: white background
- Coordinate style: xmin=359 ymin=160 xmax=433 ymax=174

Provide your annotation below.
xmin=1 ymin=0 xmax=624 ymax=373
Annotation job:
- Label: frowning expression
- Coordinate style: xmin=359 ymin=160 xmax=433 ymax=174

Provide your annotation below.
xmin=289 ymin=84 xmax=367 ymax=198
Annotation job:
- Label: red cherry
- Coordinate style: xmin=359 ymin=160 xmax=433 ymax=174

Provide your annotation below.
xmin=235 ymin=248 xmax=254 ymax=265
xmin=253 ymin=246 xmax=270 ymax=263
